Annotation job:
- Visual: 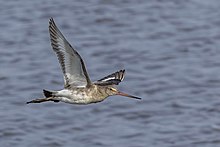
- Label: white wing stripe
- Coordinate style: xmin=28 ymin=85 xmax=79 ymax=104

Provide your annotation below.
xmin=94 ymin=69 xmax=125 ymax=85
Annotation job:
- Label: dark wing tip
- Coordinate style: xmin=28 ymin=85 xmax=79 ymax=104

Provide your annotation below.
xmin=95 ymin=69 xmax=126 ymax=86
xmin=49 ymin=17 xmax=56 ymax=30
xmin=114 ymin=69 xmax=125 ymax=82
xmin=119 ymin=69 xmax=125 ymax=81
xmin=49 ymin=17 xmax=54 ymax=24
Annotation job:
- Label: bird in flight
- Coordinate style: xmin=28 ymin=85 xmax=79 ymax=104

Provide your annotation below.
xmin=27 ymin=18 xmax=141 ymax=105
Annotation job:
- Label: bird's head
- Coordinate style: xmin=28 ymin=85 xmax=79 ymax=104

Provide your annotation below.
xmin=105 ymin=86 xmax=141 ymax=100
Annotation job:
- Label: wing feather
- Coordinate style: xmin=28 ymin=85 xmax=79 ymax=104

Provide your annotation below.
xmin=94 ymin=69 xmax=125 ymax=86
xmin=49 ymin=18 xmax=91 ymax=88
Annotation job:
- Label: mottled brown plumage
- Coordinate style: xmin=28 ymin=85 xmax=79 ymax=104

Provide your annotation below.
xmin=26 ymin=18 xmax=141 ymax=105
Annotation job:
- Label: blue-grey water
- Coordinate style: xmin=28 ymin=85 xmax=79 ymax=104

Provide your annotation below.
xmin=1 ymin=0 xmax=220 ymax=147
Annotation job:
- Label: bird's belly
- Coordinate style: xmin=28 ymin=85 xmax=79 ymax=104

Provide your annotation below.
xmin=59 ymin=94 xmax=106 ymax=104
xmin=57 ymin=93 xmax=89 ymax=104
xmin=55 ymin=89 xmax=106 ymax=104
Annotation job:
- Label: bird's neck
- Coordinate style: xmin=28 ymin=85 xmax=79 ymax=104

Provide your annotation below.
xmin=87 ymin=85 xmax=108 ymax=103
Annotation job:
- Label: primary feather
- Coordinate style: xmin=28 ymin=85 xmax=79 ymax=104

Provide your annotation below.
xmin=94 ymin=69 xmax=125 ymax=86
xmin=49 ymin=18 xmax=91 ymax=88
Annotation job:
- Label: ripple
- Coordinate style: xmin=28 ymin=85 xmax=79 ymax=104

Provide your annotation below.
xmin=2 ymin=0 xmax=220 ymax=147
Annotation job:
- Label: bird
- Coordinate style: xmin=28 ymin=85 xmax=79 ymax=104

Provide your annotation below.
xmin=26 ymin=18 xmax=141 ymax=105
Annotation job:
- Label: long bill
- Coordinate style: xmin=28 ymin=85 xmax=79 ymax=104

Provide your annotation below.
xmin=117 ymin=91 xmax=142 ymax=100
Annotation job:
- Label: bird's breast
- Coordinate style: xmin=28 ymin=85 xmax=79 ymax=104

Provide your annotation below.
xmin=57 ymin=87 xmax=108 ymax=104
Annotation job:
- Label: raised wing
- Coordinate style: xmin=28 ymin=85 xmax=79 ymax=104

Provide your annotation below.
xmin=49 ymin=18 xmax=91 ymax=88
xmin=94 ymin=69 xmax=125 ymax=86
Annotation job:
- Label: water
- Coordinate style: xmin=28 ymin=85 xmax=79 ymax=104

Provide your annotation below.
xmin=1 ymin=0 xmax=220 ymax=146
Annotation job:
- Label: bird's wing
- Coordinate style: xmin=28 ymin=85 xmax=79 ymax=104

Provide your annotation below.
xmin=49 ymin=18 xmax=91 ymax=88
xmin=94 ymin=69 xmax=125 ymax=86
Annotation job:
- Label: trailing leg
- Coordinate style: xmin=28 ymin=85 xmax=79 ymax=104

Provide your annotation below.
xmin=26 ymin=97 xmax=59 ymax=104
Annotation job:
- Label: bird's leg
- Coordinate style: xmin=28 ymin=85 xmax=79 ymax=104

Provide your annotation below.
xmin=26 ymin=97 xmax=59 ymax=104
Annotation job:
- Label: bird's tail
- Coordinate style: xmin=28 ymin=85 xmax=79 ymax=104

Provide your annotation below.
xmin=43 ymin=89 xmax=54 ymax=97
xmin=26 ymin=89 xmax=59 ymax=104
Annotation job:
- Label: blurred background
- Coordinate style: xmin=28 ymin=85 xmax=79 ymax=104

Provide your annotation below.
xmin=1 ymin=0 xmax=220 ymax=146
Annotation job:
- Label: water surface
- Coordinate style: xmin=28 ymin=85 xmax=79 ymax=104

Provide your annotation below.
xmin=1 ymin=0 xmax=220 ymax=147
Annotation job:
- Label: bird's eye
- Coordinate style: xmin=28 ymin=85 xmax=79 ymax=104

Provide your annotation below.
xmin=110 ymin=88 xmax=116 ymax=92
